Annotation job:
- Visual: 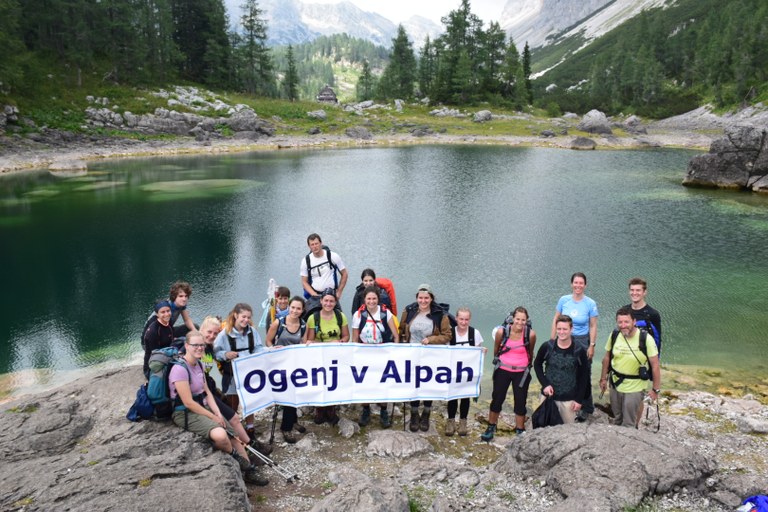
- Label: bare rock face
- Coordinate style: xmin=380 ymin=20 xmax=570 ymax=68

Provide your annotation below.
xmin=0 ymin=368 xmax=251 ymax=512
xmin=494 ymin=422 xmax=715 ymax=511
xmin=683 ymin=125 xmax=768 ymax=192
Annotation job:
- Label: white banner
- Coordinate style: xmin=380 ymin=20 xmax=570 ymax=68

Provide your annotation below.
xmin=232 ymin=343 xmax=485 ymax=415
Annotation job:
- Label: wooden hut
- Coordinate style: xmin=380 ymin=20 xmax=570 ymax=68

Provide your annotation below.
xmin=316 ymin=85 xmax=338 ymax=104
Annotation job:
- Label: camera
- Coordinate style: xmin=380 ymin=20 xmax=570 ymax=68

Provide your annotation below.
xmin=638 ymin=365 xmax=650 ymax=380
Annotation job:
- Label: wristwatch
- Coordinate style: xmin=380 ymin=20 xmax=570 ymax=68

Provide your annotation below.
xmin=652 ymin=388 xmax=661 ymax=393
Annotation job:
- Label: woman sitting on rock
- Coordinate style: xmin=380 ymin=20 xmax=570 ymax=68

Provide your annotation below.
xmin=170 ymin=331 xmax=268 ymax=486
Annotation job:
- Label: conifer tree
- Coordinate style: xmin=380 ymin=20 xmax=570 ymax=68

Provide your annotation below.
xmin=0 ymin=0 xmax=24 ymax=92
xmin=237 ymin=0 xmax=275 ymax=96
xmin=356 ymin=60 xmax=376 ymax=101
xmin=284 ymin=44 xmax=299 ymax=101
xmin=376 ymin=25 xmax=416 ymax=99
xmin=522 ymin=42 xmax=533 ymax=104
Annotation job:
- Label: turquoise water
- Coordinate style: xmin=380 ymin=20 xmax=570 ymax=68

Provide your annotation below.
xmin=1 ymin=145 xmax=767 ymax=397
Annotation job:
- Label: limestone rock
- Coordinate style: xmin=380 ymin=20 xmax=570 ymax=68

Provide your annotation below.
xmin=473 ymin=110 xmax=492 ymax=123
xmin=310 ymin=478 xmax=409 ymax=512
xmin=49 ymin=159 xmax=87 ymax=172
xmin=395 ymin=99 xmax=404 ymax=112
xmin=495 ymin=423 xmax=714 ymax=511
xmin=345 ymin=126 xmax=373 ymax=140
xmin=577 ymin=109 xmax=613 ymax=134
xmin=365 ymin=430 xmax=433 ymax=457
xmin=570 ymin=137 xmax=596 ymax=150
xmin=0 ymin=367 xmax=251 ymax=512
xmin=337 ymin=417 xmax=360 ymax=438
xmin=307 ymin=110 xmax=327 ymax=121
xmin=540 ymin=130 xmax=556 ymax=138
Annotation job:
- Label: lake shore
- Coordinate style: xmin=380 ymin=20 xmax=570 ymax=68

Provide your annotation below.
xmin=0 ymin=127 xmax=715 ymax=175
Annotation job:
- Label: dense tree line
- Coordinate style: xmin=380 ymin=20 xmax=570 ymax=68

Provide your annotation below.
xmin=0 ymin=0 xmax=280 ymax=97
xmin=537 ymin=0 xmax=768 ymax=117
xmin=372 ymin=0 xmax=533 ymax=108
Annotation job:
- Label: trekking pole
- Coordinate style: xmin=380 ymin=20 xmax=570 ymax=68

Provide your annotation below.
xmin=269 ymin=405 xmax=279 ymax=445
xmin=235 ymin=437 xmax=300 ymax=483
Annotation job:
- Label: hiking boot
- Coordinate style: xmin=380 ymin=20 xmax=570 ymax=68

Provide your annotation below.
xmin=314 ymin=408 xmax=326 ymax=424
xmin=250 ymin=438 xmax=273 ymax=456
xmin=575 ymin=411 xmax=590 ymax=423
xmin=480 ymin=424 xmax=496 ymax=442
xmin=515 ymin=428 xmax=526 ymax=435
xmin=282 ymin=430 xmax=298 ymax=444
xmin=248 ymin=451 xmax=265 ymax=466
xmin=458 ymin=419 xmax=468 ymax=437
xmin=358 ymin=406 xmax=371 ymax=427
xmin=409 ymin=410 xmax=420 ymax=432
xmin=232 ymin=451 xmax=251 ymax=471
xmin=380 ymin=408 xmax=392 ymax=429
xmin=294 ymin=422 xmax=307 ymax=434
xmin=243 ymin=465 xmax=269 ymax=486
xmin=444 ymin=419 xmax=456 ymax=436
xmin=419 ymin=410 xmax=431 ymax=432
xmin=327 ymin=408 xmax=340 ymax=426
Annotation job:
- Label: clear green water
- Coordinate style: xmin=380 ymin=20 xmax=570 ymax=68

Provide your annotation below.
xmin=2 ymin=145 xmax=768 ymax=398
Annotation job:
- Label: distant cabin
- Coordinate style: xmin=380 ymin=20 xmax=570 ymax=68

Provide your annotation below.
xmin=316 ymin=85 xmax=338 ymax=104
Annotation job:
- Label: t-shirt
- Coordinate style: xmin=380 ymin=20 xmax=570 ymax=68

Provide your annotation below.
xmin=351 ymin=306 xmax=394 ymax=344
xmin=556 ymin=294 xmax=599 ymax=336
xmin=169 ymin=359 xmax=207 ymax=405
xmin=605 ymin=328 xmax=658 ymax=393
xmin=307 ymin=311 xmax=348 ymax=342
xmin=452 ymin=327 xmax=484 ymax=346
xmin=534 ymin=342 xmax=588 ymax=402
xmin=408 ymin=312 xmax=434 ymax=345
xmin=300 ymin=249 xmax=346 ymax=293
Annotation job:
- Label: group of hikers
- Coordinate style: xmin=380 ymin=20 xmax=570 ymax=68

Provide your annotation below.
xmin=139 ymin=233 xmax=663 ymax=486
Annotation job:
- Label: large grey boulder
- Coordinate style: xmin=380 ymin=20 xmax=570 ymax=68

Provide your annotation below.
xmin=577 ymin=109 xmax=613 ymax=134
xmin=570 ymin=136 xmax=596 ymax=150
xmin=0 ymin=367 xmax=252 ymax=512
xmin=473 ymin=110 xmax=492 ymax=123
xmin=366 ymin=430 xmax=433 ymax=457
xmin=683 ymin=125 xmax=768 ymax=191
xmin=495 ymin=423 xmax=714 ymax=511
xmin=307 ymin=110 xmax=327 ymax=121
xmin=310 ymin=473 xmax=409 ymax=512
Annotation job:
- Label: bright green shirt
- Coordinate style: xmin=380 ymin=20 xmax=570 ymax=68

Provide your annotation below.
xmin=606 ymin=328 xmax=658 ymax=393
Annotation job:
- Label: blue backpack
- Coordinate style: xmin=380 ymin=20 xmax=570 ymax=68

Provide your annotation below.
xmin=145 ymin=347 xmax=192 ymax=420
xmin=126 ymin=384 xmax=154 ymax=421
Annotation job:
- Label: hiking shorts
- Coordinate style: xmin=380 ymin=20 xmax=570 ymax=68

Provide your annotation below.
xmin=172 ymin=405 xmax=236 ymax=439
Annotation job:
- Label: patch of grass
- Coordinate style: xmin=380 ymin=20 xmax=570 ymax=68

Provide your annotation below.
xmin=138 ymin=478 xmax=152 ymax=487
xmin=320 ymin=480 xmax=334 ymax=490
xmin=12 ymin=497 xmax=34 ymax=507
xmin=252 ymin=494 xmax=267 ymax=504
xmin=406 ymin=485 xmax=436 ymax=512
xmin=87 ymin=460 xmax=100 ymax=466
xmin=7 ymin=404 xmax=38 ymax=414
xmin=500 ymin=491 xmax=516 ymax=503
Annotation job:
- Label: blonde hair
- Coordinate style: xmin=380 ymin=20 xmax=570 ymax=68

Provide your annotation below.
xmin=200 ymin=315 xmax=222 ymax=332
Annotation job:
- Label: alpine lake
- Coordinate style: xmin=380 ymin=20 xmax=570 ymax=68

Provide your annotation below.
xmin=2 ymin=144 xmax=768 ymax=402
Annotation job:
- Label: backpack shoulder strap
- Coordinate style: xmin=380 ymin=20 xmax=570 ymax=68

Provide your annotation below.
xmin=639 ymin=329 xmax=647 ymax=358
xmin=247 ymin=329 xmax=255 ymax=353
xmin=227 ymin=331 xmax=237 ymax=352
xmin=468 ymin=326 xmax=475 ymax=346
xmin=609 ymin=329 xmax=619 ymax=354
xmin=334 ymin=309 xmax=343 ymax=331
xmin=305 ymin=252 xmax=312 ymax=284
xmin=450 ymin=325 xmax=457 ymax=345
xmin=276 ymin=316 xmax=287 ymax=339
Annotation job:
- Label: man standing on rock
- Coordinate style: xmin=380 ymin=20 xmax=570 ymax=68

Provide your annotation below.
xmin=599 ymin=307 xmax=661 ymax=428
xmin=300 ymin=233 xmax=348 ymax=315
xmin=625 ymin=277 xmax=662 ymax=356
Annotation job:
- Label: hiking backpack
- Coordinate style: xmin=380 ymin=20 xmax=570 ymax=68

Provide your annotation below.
xmin=633 ymin=313 xmax=661 ymax=354
xmin=275 ymin=316 xmax=308 ymax=342
xmin=495 ymin=316 xmax=534 ymax=363
xmin=403 ymin=302 xmax=456 ymax=331
xmin=607 ymin=328 xmax=652 ymax=388
xmin=217 ymin=328 xmax=256 ymax=376
xmin=357 ymin=305 xmax=394 ymax=343
xmin=145 ymin=346 xmax=192 ymax=420
xmin=304 ymin=245 xmax=339 ymax=295
xmin=375 ymin=277 xmax=398 ymax=316
xmin=312 ymin=309 xmax=344 ymax=341
xmin=450 ymin=325 xmax=477 ymax=346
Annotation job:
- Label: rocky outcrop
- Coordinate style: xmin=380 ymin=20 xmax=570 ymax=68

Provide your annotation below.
xmin=495 ymin=422 xmax=715 ymax=511
xmin=0 ymin=367 xmax=251 ymax=512
xmin=683 ymin=125 xmax=768 ymax=192
xmin=473 ymin=110 xmax=492 ymax=123
xmin=571 ymin=136 xmax=596 ymax=150
xmin=577 ymin=109 xmax=613 ymax=134
xmin=345 ymin=126 xmax=373 ymax=140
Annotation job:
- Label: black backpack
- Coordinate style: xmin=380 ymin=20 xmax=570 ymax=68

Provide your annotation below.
xmin=275 ymin=316 xmax=307 ymax=342
xmin=217 ymin=329 xmax=255 ymax=376
xmin=313 ymin=309 xmax=344 ymax=341
xmin=404 ymin=302 xmax=455 ymax=330
xmin=358 ymin=305 xmax=394 ymax=343
xmin=607 ymin=328 xmax=651 ymax=388
xmin=450 ymin=325 xmax=477 ymax=346
xmin=305 ymin=245 xmax=339 ymax=292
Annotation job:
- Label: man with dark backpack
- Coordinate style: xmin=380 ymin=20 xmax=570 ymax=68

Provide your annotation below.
xmin=599 ymin=307 xmax=661 ymax=428
xmin=533 ymin=315 xmax=589 ymax=424
xmin=626 ymin=277 xmax=663 ymax=356
xmin=300 ymin=233 xmax=348 ymax=317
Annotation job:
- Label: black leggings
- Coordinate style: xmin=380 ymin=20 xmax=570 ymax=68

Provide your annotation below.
xmin=490 ymin=368 xmax=531 ymax=416
xmin=410 ymin=400 xmax=433 ymax=409
xmin=447 ymin=398 xmax=470 ymax=420
xmin=280 ymin=406 xmax=297 ymax=431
